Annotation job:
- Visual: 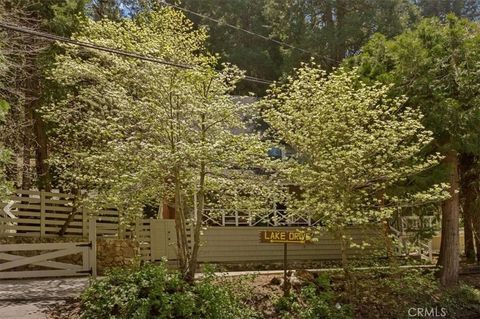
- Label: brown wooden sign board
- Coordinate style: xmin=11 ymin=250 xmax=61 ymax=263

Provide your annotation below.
xmin=259 ymin=230 xmax=311 ymax=244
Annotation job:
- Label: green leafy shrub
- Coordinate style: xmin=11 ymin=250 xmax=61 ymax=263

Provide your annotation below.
xmin=351 ymin=268 xmax=480 ymax=319
xmin=274 ymin=274 xmax=352 ymax=319
xmin=81 ymin=263 xmax=256 ymax=319
xmin=440 ymin=284 xmax=480 ymax=318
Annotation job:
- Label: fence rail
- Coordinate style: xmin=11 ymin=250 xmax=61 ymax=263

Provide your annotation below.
xmin=1 ymin=190 xmax=439 ymax=264
xmin=1 ymin=190 xmax=122 ymax=238
xmin=202 ymin=209 xmax=322 ymax=227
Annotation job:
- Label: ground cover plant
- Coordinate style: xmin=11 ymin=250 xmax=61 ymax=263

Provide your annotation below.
xmin=347 ymin=268 xmax=480 ymax=319
xmin=77 ymin=263 xmax=480 ymax=319
xmin=81 ymin=263 xmax=258 ymax=319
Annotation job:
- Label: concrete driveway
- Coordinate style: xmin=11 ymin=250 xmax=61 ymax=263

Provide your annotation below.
xmin=0 ymin=277 xmax=89 ymax=319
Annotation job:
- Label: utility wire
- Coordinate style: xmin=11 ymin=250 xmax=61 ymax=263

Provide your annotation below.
xmin=0 ymin=21 xmax=273 ymax=85
xmin=160 ymin=0 xmax=336 ymax=63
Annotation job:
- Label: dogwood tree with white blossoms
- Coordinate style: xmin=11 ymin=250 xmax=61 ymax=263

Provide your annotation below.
xmin=43 ymin=8 xmax=284 ymax=280
xmin=262 ymin=63 xmax=449 ymax=266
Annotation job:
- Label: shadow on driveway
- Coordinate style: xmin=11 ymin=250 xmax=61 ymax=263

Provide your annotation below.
xmin=0 ymin=277 xmax=89 ymax=319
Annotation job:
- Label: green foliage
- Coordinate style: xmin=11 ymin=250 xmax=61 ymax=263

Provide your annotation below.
xmin=178 ymin=0 xmax=422 ymax=94
xmin=440 ymin=284 xmax=480 ymax=316
xmin=348 ymin=17 xmax=480 ymax=258
xmin=44 ymin=7 xmax=282 ymax=216
xmin=0 ymin=100 xmax=8 ymax=118
xmin=88 ymin=0 xmax=122 ymax=21
xmin=262 ymin=64 xmax=448 ymax=233
xmin=348 ymin=15 xmax=480 ymax=156
xmin=351 ymin=268 xmax=480 ymax=319
xmin=81 ymin=263 xmax=257 ymax=319
xmin=48 ymin=0 xmax=89 ymax=36
xmin=44 ymin=7 xmax=285 ymax=276
xmin=179 ymin=0 xmax=283 ymax=94
xmin=274 ymin=274 xmax=352 ymax=319
xmin=415 ymin=0 xmax=480 ymax=20
xmin=0 ymin=0 xmax=88 ymax=191
xmin=264 ymin=0 xmax=419 ymax=72
xmin=0 ymin=44 xmax=11 ymax=197
xmin=0 ymin=99 xmax=12 ymax=197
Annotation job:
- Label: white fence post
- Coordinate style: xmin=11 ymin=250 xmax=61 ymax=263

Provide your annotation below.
xmin=88 ymin=217 xmax=97 ymax=278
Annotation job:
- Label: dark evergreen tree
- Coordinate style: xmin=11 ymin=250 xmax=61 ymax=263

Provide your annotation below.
xmin=88 ymin=0 xmax=122 ymax=21
xmin=348 ymin=15 xmax=480 ymax=286
xmin=0 ymin=0 xmax=87 ymax=190
xmin=413 ymin=0 xmax=480 ymax=20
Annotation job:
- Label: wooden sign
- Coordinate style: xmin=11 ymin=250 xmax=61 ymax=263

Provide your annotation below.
xmin=259 ymin=230 xmax=311 ymax=244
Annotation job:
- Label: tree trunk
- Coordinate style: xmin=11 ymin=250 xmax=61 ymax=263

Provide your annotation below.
xmin=187 ymin=163 xmax=205 ymax=282
xmin=340 ymin=231 xmax=356 ymax=302
xmin=464 ymin=210 xmax=475 ymax=262
xmin=335 ymin=0 xmax=347 ymax=62
xmin=21 ymin=110 xmax=33 ymax=190
xmin=20 ymin=71 xmax=36 ymax=191
xmin=463 ymin=183 xmax=476 ymax=263
xmin=460 ymin=154 xmax=476 ymax=262
xmin=474 ymin=216 xmax=480 ymax=263
xmin=174 ymin=168 xmax=190 ymax=278
xmin=341 ymin=235 xmax=349 ymax=272
xmin=186 ymin=110 xmax=208 ymax=282
xmin=33 ymin=111 xmax=50 ymax=191
xmin=438 ymin=150 xmax=460 ymax=287
xmin=383 ymin=219 xmax=395 ymax=264
xmin=58 ymin=189 xmax=80 ymax=236
xmin=322 ymin=1 xmax=335 ymax=67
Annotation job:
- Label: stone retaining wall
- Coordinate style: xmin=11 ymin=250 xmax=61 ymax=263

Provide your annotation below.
xmin=96 ymin=238 xmax=139 ymax=273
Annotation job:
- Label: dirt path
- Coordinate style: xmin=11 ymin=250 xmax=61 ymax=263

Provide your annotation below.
xmin=0 ymin=278 xmax=89 ymax=319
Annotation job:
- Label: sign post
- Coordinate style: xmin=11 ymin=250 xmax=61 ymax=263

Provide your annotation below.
xmin=259 ymin=230 xmax=311 ymax=296
xmin=283 ymin=243 xmax=287 ymax=294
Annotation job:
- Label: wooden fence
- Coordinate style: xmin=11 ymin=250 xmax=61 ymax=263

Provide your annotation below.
xmin=0 ymin=218 xmax=97 ymax=279
xmin=144 ymin=219 xmax=383 ymax=264
xmin=0 ymin=190 xmax=122 ymax=238
xmin=135 ymin=219 xmax=154 ymax=261
xmin=202 ymin=208 xmax=323 ymax=227
xmin=2 ymin=190 xmax=432 ymax=264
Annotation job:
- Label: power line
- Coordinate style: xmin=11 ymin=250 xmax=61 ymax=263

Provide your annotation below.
xmin=160 ymin=0 xmax=336 ymax=63
xmin=161 ymin=1 xmax=310 ymax=54
xmin=0 ymin=21 xmax=273 ymax=85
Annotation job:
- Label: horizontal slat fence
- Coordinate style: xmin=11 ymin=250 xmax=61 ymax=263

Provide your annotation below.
xmin=135 ymin=219 xmax=153 ymax=261
xmin=1 ymin=190 xmax=123 ymax=238
xmin=2 ymin=190 xmax=389 ymax=264
xmin=148 ymin=220 xmax=383 ymax=264
xmin=197 ymin=226 xmax=381 ymax=263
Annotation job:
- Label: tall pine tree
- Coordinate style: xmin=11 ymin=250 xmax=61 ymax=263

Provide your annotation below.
xmin=0 ymin=0 xmax=87 ymax=191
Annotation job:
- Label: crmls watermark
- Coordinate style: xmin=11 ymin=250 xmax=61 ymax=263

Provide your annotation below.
xmin=408 ymin=307 xmax=447 ymax=317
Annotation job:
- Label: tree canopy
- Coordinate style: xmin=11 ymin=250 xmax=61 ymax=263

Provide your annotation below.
xmin=263 ymin=65 xmax=448 ymax=232
xmin=43 ymin=7 xmax=284 ymax=278
xmin=414 ymin=0 xmax=480 ymax=20
xmin=348 ymin=16 xmax=480 ymax=156
xmin=347 ymin=14 xmax=480 ymax=286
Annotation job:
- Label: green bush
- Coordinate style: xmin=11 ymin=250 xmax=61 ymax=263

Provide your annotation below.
xmin=81 ymin=263 xmax=257 ymax=319
xmin=352 ymin=268 xmax=480 ymax=319
xmin=440 ymin=284 xmax=480 ymax=318
xmin=274 ymin=274 xmax=353 ymax=319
